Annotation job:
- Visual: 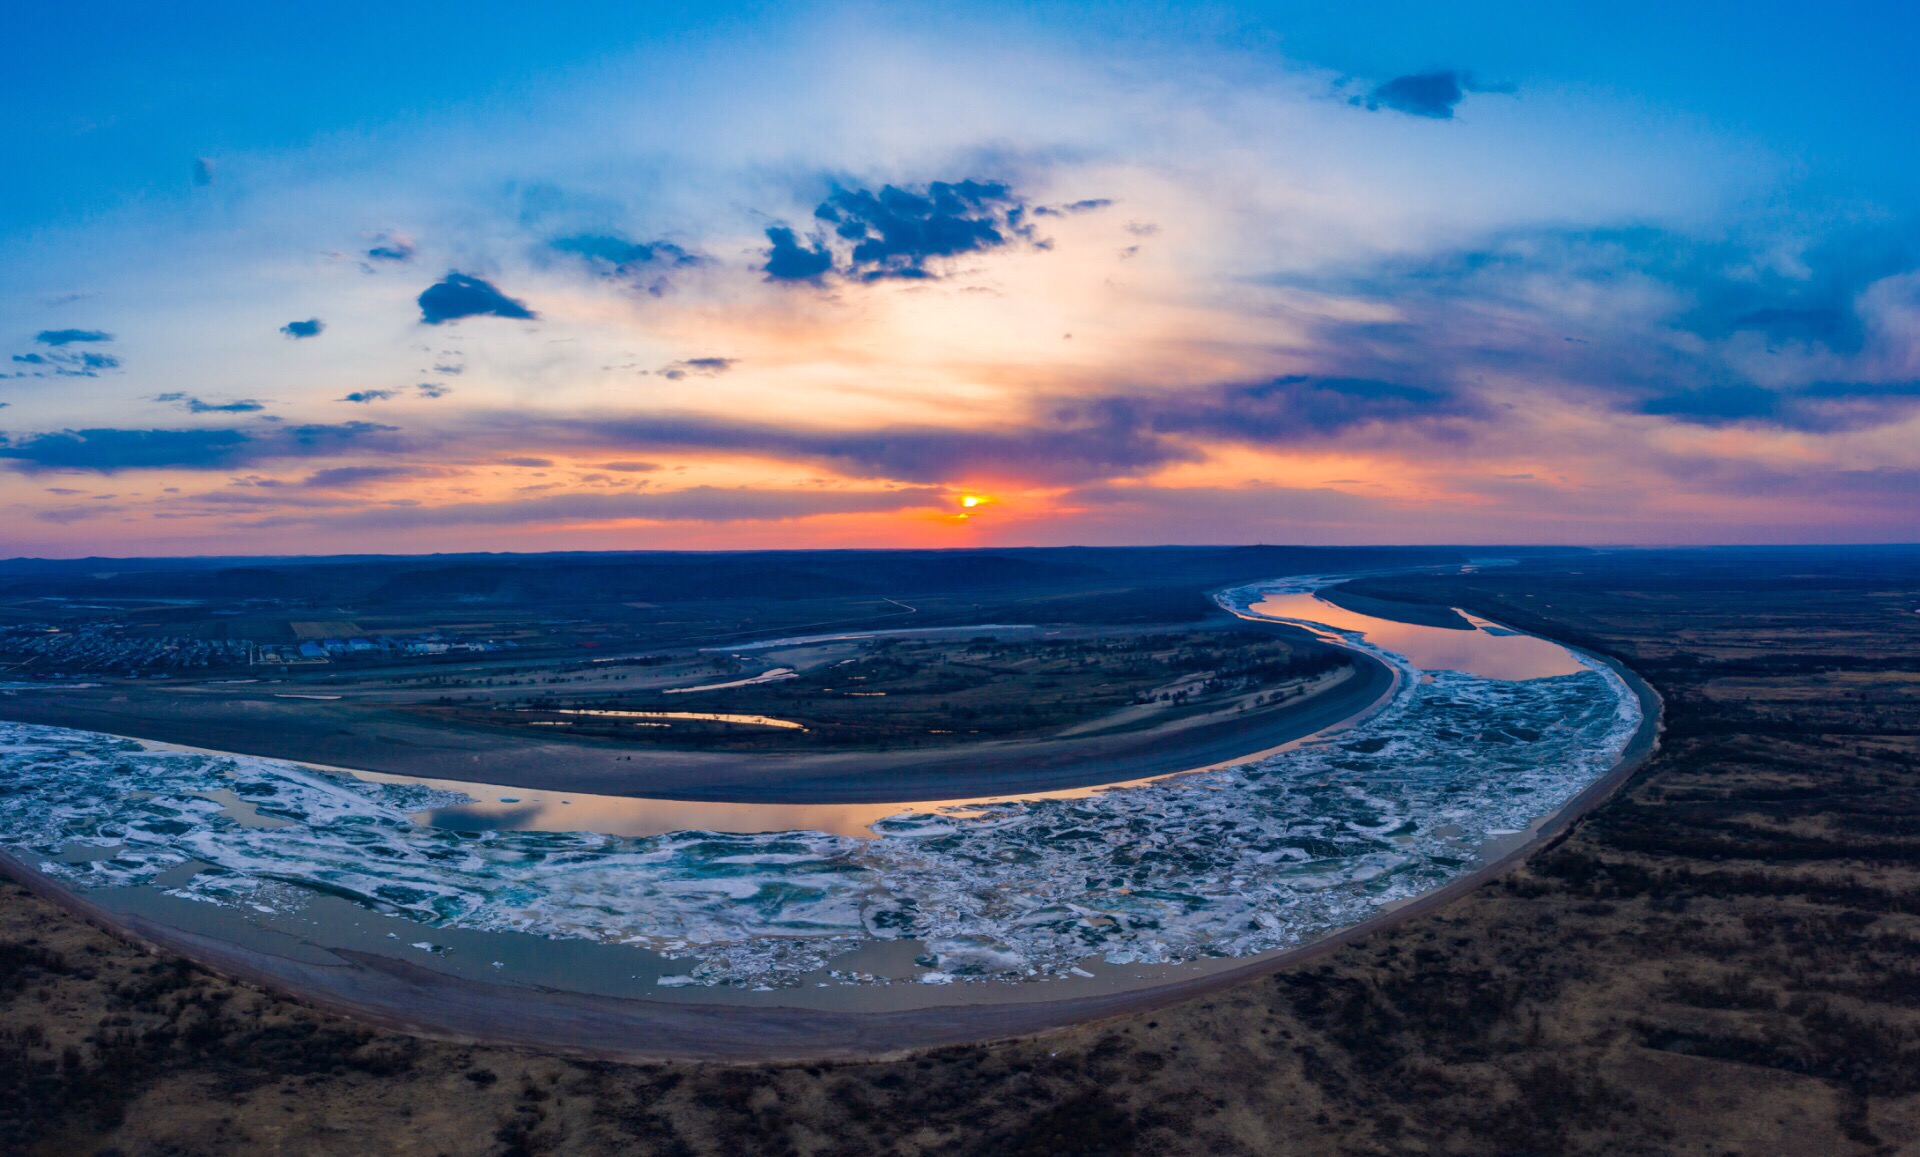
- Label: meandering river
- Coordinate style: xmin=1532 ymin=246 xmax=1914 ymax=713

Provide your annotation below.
xmin=0 ymin=576 xmax=1645 ymax=1005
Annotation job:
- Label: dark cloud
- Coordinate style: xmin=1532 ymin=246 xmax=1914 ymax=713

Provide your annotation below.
xmin=763 ymin=179 xmax=1042 ymax=283
xmin=417 ymin=272 xmax=536 ymax=324
xmin=812 ymin=179 xmax=1032 ymax=280
xmin=1674 ymin=223 xmax=1920 ymax=354
xmin=0 ymin=421 xmax=400 ymax=474
xmin=367 ymin=235 xmax=415 ymax=262
xmin=341 ymin=389 xmax=398 ymax=404
xmin=552 ymin=235 xmax=699 ymax=272
xmin=655 ymin=357 xmax=733 ymax=380
xmin=1359 ymin=70 xmax=1513 ymax=119
xmin=281 ymin=318 xmax=325 ymax=339
xmin=1271 ymin=219 xmax=1920 ymax=439
xmin=1152 ymin=376 xmax=1480 ymax=441
xmin=1640 ymin=379 xmax=1920 ymax=432
xmin=9 ymin=343 xmax=120 ymax=377
xmin=154 ymin=393 xmax=266 ymax=414
xmin=280 ymin=421 xmax=402 ymax=453
xmin=0 ymin=428 xmax=252 ymax=472
xmin=497 ymin=399 xmax=1191 ymax=487
xmin=36 ymin=329 xmax=112 ymax=346
xmin=598 ymin=461 xmax=659 ymax=473
xmin=193 ymin=157 xmax=216 ymax=186
xmin=1638 ymin=383 xmax=1779 ymax=424
xmin=455 ymin=369 xmax=1479 ymax=490
xmin=551 ymin=234 xmax=701 ymax=297
xmin=762 ymin=226 xmax=833 ymax=282
xmin=416 ymin=382 xmax=452 ymax=399
xmin=500 ymin=457 xmax=553 ymax=467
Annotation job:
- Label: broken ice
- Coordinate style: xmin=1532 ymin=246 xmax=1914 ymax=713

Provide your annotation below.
xmin=0 ymin=581 xmax=1639 ymax=989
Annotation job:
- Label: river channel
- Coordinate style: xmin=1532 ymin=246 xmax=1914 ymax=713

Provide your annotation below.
xmin=0 ymin=576 xmax=1648 ymax=1009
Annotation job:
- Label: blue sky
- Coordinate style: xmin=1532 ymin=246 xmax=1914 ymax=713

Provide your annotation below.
xmin=4 ymin=2 xmax=1919 ymax=553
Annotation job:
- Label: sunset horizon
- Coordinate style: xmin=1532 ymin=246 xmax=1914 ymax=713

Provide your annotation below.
xmin=8 ymin=3 xmax=1919 ymax=555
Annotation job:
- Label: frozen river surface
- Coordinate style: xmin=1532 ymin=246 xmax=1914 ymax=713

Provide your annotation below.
xmin=0 ymin=578 xmax=1641 ymax=988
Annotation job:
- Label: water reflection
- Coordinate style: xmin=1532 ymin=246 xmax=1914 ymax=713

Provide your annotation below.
xmin=392 ymin=772 xmax=1180 ymax=840
xmin=1245 ymin=593 xmax=1583 ymax=681
xmin=368 ymin=587 xmax=1583 ymax=840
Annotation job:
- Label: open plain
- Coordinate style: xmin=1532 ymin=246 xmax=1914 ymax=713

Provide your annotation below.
xmin=3 ymin=547 xmax=1919 ymax=1154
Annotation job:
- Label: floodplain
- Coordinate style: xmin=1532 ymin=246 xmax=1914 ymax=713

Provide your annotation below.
xmin=10 ymin=546 xmax=1916 ymax=1154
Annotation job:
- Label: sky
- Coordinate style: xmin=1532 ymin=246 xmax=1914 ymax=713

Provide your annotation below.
xmin=4 ymin=1 xmax=1920 ymax=556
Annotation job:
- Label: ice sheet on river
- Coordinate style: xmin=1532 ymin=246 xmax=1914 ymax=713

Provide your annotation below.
xmin=0 ymin=589 xmax=1639 ymax=988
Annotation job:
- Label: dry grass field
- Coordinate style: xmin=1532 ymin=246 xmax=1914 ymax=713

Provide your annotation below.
xmin=5 ymin=550 xmax=1920 ymax=1155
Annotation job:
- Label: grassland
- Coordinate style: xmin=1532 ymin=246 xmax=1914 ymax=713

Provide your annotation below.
xmin=425 ymin=627 xmax=1350 ymax=751
xmin=4 ymin=547 xmax=1919 ymax=1153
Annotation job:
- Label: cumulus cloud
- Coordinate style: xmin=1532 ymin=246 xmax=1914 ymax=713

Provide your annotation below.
xmin=153 ymin=393 xmax=266 ymax=414
xmin=762 ymin=226 xmax=833 ymax=282
xmin=281 ymin=318 xmax=325 ymax=339
xmin=9 ymin=340 xmax=121 ymax=377
xmin=366 ymin=234 xmax=415 ymax=262
xmin=812 ymin=179 xmax=1034 ymax=280
xmin=764 ymin=179 xmax=1039 ymax=282
xmin=36 ymin=329 xmax=112 ymax=346
xmin=1359 ymin=70 xmax=1515 ymax=120
xmin=417 ymin=272 xmax=535 ymax=324
xmin=341 ymin=389 xmax=398 ymax=403
xmin=654 ymin=357 xmax=733 ymax=380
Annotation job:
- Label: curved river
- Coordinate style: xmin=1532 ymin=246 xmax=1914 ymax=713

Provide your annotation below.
xmin=0 ymin=576 xmax=1644 ymax=1000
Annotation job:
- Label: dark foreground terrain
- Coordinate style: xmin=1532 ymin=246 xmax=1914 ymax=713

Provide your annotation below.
xmin=5 ymin=546 xmax=1920 ymax=1154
